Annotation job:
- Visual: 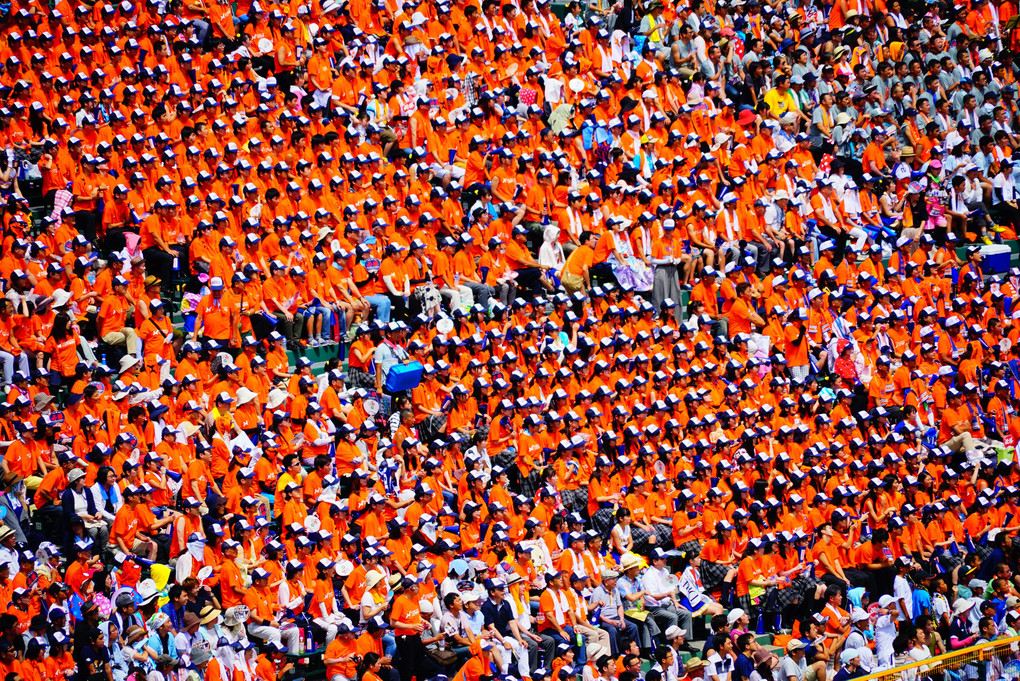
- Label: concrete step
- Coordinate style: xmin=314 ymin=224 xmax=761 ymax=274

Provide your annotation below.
xmin=285 ymin=342 xmax=343 ymax=367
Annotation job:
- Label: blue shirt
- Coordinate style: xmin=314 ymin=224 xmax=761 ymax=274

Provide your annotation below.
xmin=734 ymin=653 xmax=755 ymax=681
xmin=161 ymin=602 xmax=185 ymax=632
xmin=617 ymin=574 xmax=643 ymax=608
xmin=912 ymin=587 xmax=932 ymax=620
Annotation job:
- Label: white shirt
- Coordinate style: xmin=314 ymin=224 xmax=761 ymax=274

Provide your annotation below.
xmin=440 ymin=609 xmax=472 ymax=641
xmin=360 ymin=591 xmax=387 ymax=624
xmin=846 ymin=628 xmax=875 ymax=671
xmin=707 ymin=651 xmax=734 ymax=681
xmin=666 ymin=645 xmax=682 ymax=681
xmin=994 ymin=173 xmax=1016 ymax=203
xmin=763 ymin=203 xmax=785 ymax=233
xmin=779 ymin=655 xmax=805 ymax=681
xmin=67 ymin=488 xmax=93 ymax=520
xmin=894 ymin=575 xmax=913 ymax=621
xmin=641 ymin=566 xmax=677 ymax=607
xmin=932 ymin=592 xmax=950 ymax=623
xmin=874 ymin=613 xmax=897 ymax=666
xmin=830 ymin=173 xmax=849 ymax=202
xmin=506 ymin=588 xmax=533 ymax=633
xmin=0 ymin=546 xmax=17 ymax=577
xmin=278 ymin=581 xmax=304 ymax=611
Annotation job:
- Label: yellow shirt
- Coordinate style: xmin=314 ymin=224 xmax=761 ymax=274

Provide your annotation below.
xmin=763 ymin=88 xmax=798 ymax=117
xmin=273 ymin=471 xmax=303 ymax=517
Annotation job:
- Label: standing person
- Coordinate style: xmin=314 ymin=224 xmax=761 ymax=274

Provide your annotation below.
xmin=390 ymin=576 xmax=439 ymax=681
xmin=379 ymin=244 xmax=411 ymax=322
xmin=874 ymin=596 xmax=900 ymax=666
xmin=651 ymin=221 xmax=683 ymax=318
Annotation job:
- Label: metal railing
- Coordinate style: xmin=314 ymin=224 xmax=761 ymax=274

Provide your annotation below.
xmin=853 ymin=635 xmax=1020 ymax=681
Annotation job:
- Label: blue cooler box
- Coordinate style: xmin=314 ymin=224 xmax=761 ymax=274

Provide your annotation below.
xmin=384 ymin=361 xmax=423 ymax=392
xmin=980 ymin=244 xmax=1011 ymax=274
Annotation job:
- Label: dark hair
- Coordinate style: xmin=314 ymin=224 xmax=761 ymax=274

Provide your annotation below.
xmin=52 ymin=312 xmax=72 ymax=342
xmin=356 ymin=652 xmax=381 ymax=681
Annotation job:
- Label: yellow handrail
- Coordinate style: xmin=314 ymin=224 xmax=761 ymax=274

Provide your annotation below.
xmin=852 ymin=634 xmax=1020 ymax=681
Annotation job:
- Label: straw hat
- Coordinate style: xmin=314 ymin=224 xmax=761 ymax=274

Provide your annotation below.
xmin=199 ymin=605 xmax=221 ymax=625
xmin=620 ymin=553 xmax=644 ymax=571
xmin=366 ymin=571 xmax=386 ymax=590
